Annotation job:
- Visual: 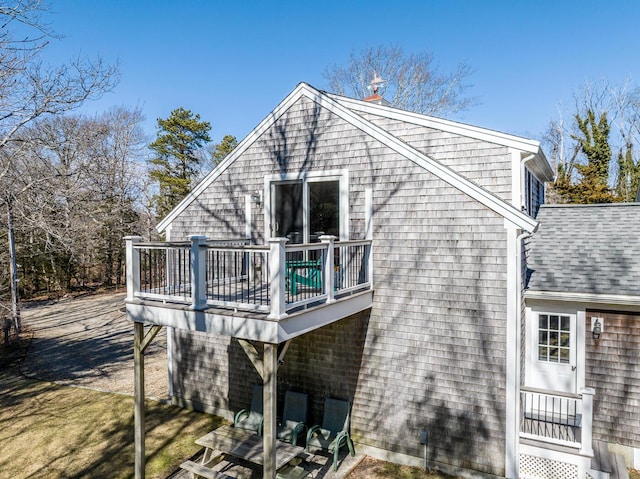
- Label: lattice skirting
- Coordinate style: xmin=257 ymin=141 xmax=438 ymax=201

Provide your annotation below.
xmin=520 ymin=453 xmax=579 ymax=479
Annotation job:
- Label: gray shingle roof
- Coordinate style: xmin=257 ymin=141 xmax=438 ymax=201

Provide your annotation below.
xmin=525 ymin=203 xmax=640 ymax=296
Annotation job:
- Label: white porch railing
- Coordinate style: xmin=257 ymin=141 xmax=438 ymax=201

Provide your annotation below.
xmin=520 ymin=386 xmax=595 ymax=456
xmin=124 ymin=235 xmax=372 ymax=319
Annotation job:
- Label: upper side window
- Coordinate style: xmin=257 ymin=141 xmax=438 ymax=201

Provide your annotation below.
xmin=525 ymin=169 xmax=545 ymax=218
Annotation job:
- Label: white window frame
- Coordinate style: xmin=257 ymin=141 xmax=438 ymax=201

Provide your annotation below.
xmin=264 ymin=169 xmax=349 ymax=242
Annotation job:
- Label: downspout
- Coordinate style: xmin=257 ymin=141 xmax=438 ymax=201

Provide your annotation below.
xmin=506 ymin=227 xmax=532 ymax=478
xmin=165 ymin=225 xmax=174 ymax=400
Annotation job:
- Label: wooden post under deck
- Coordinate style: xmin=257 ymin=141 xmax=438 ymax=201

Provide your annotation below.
xmin=134 ymin=322 xmax=145 ymax=479
xmin=263 ymin=343 xmax=278 ymax=479
xmin=134 ymin=323 xmax=163 ymax=479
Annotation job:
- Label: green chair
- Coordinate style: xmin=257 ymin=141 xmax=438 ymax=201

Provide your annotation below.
xmin=276 ymin=391 xmax=308 ymax=446
xmin=305 ymin=397 xmax=355 ymax=471
xmin=286 ymin=257 xmax=323 ymax=295
xmin=234 ymin=384 xmax=263 ymax=435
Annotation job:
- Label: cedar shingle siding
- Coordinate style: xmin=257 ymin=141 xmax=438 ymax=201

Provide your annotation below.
xmin=586 ymin=310 xmax=640 ymax=450
xmin=167 ymin=95 xmax=516 ymax=475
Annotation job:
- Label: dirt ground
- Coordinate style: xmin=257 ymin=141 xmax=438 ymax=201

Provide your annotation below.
xmin=20 ymin=291 xmax=168 ymax=399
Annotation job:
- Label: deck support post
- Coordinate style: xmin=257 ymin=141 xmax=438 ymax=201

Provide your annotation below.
xmin=263 ymin=342 xmax=278 ymax=479
xmin=134 ymin=323 xmax=163 ymax=479
xmin=134 ymin=321 xmax=146 ymax=479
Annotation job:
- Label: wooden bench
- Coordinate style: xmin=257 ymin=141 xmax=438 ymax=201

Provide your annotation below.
xmin=179 ymin=460 xmax=234 ymax=479
xmin=276 ymin=464 xmax=310 ymax=479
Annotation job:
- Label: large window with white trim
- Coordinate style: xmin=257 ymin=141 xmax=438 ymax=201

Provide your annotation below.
xmin=266 ymin=171 xmax=348 ymax=243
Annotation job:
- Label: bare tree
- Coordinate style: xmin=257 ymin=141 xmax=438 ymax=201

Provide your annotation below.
xmin=11 ymin=108 xmax=146 ymax=296
xmin=0 ymin=1 xmax=119 ymax=336
xmin=323 ymin=44 xmax=477 ymax=116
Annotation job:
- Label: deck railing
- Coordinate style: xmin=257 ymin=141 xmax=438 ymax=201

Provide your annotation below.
xmin=520 ymin=386 xmax=594 ymax=456
xmin=125 ymin=235 xmax=372 ymax=319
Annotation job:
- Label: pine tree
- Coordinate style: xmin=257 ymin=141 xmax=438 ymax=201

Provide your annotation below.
xmin=211 ymin=134 xmax=238 ymax=166
xmin=148 ymin=107 xmax=211 ymax=218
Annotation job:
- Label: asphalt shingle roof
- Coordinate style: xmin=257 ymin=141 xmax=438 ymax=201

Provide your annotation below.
xmin=525 ymin=203 xmax=640 ymax=296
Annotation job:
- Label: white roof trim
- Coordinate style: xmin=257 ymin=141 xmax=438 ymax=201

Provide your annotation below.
xmin=158 ymin=82 xmax=538 ymax=234
xmin=156 ymin=83 xmax=312 ymax=232
xmin=331 ymin=93 xmax=542 ymax=153
xmin=525 ymin=290 xmax=640 ymax=308
xmin=332 ymin=93 xmax=554 ymax=182
xmin=306 ymin=85 xmax=537 ymax=232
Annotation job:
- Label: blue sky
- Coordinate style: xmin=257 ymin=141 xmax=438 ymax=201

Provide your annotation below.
xmin=41 ymin=0 xmax=640 ymax=146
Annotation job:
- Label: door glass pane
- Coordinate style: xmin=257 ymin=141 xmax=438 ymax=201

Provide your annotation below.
xmin=538 ymin=331 xmax=548 ymax=343
xmin=538 ymin=314 xmax=548 ymax=329
xmin=538 ymin=346 xmax=547 ymax=361
xmin=273 ymin=182 xmax=303 ymax=243
xmin=537 ymin=312 xmax=572 ymax=365
xmin=308 ymin=180 xmax=340 ymax=241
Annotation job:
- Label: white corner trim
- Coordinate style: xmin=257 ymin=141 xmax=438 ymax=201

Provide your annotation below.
xmin=505 ymin=223 xmax=520 ymax=478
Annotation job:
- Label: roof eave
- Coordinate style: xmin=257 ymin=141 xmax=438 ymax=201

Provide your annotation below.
xmin=525 ymin=289 xmax=640 ymax=308
xmin=526 ymin=149 xmax=554 ymax=182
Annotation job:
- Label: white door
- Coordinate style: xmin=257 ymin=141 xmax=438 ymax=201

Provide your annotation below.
xmin=527 ymin=311 xmax=577 ymax=394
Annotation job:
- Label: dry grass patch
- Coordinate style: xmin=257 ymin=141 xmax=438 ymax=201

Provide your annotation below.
xmin=347 ymin=456 xmax=460 ymax=479
xmin=0 ymin=371 xmax=222 ymax=479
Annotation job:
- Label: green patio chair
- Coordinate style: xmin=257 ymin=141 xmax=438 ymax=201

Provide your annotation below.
xmin=276 ymin=391 xmax=308 ymax=446
xmin=234 ymin=384 xmax=263 ymax=435
xmin=305 ymin=397 xmax=355 ymax=471
xmin=286 ymin=256 xmax=323 ymax=295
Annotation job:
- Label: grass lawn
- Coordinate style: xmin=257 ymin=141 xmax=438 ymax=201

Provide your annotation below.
xmin=2 ymin=330 xmax=635 ymax=479
xmin=0 ymin=369 xmax=223 ymax=479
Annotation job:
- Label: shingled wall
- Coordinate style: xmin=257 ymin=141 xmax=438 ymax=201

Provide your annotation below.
xmin=167 ymin=95 xmax=514 ymax=476
xmin=586 ymin=309 xmax=640 ymax=451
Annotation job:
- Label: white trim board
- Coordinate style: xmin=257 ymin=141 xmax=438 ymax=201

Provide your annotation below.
xmin=332 ymin=93 xmax=543 ymax=154
xmin=525 ymin=290 xmax=640 ymax=309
